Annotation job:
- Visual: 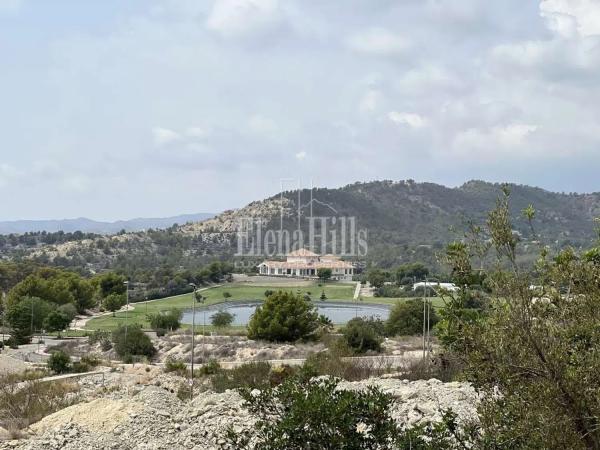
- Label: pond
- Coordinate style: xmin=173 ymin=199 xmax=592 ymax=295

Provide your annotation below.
xmin=181 ymin=301 xmax=391 ymax=327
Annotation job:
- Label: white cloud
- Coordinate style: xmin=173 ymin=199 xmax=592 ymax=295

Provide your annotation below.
xmin=346 ymin=28 xmax=410 ymax=56
xmin=152 ymin=127 xmax=182 ymax=146
xmin=206 ymin=0 xmax=282 ymax=38
xmin=540 ymin=0 xmax=600 ymax=37
xmin=388 ymin=111 xmax=428 ymax=128
xmin=452 ymin=124 xmax=539 ymax=160
xmin=295 ymin=151 xmax=307 ymax=160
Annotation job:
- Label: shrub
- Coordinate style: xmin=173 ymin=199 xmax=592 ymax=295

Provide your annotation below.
xmin=342 ymin=317 xmax=384 ymax=354
xmin=211 ymin=310 xmax=235 ymax=328
xmin=0 ymin=374 xmax=80 ymax=432
xmin=147 ymin=308 xmax=182 ymax=334
xmin=320 ymin=291 xmax=327 ymax=300
xmin=164 ymin=357 xmax=188 ymax=377
xmin=47 ymin=350 xmax=71 ymax=374
xmin=264 ymin=290 xmax=274 ymax=298
xmin=210 ymin=362 xmax=271 ymax=393
xmin=88 ymin=329 xmax=112 ymax=351
xmin=385 ymin=299 xmax=438 ymax=336
xmin=222 ymin=291 xmax=232 ymax=298
xmin=247 ymin=291 xmax=319 ymax=342
xmin=111 ymin=325 xmax=156 ymax=360
xmin=227 ymin=376 xmax=458 ymax=449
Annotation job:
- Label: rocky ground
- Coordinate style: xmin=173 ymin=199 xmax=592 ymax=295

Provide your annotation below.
xmin=50 ymin=333 xmax=424 ymax=365
xmin=0 ymin=366 xmax=478 ymax=450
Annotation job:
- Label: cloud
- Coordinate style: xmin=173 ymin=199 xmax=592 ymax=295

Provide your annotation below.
xmin=206 ymin=0 xmax=283 ymax=38
xmin=359 ymin=89 xmax=384 ymax=114
xmin=540 ymin=0 xmax=600 ymax=37
xmin=452 ymin=124 xmax=539 ymax=160
xmin=295 ymin=151 xmax=307 ymax=160
xmin=152 ymin=127 xmax=182 ymax=146
xmin=346 ymin=28 xmax=410 ymax=56
xmin=388 ymin=111 xmax=428 ymax=128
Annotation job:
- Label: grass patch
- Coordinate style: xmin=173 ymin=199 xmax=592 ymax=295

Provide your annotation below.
xmin=85 ymin=283 xmax=355 ymax=331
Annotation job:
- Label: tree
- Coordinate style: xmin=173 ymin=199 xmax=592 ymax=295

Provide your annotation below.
xmin=320 ymin=290 xmax=327 ymax=300
xmin=147 ymin=308 xmax=182 ymax=335
xmin=439 ymin=189 xmax=600 ymax=448
xmin=112 ymin=325 xmax=156 ymax=360
xmin=366 ymin=269 xmax=386 ymax=289
xmin=47 ymin=350 xmax=71 ymax=374
xmin=103 ymin=293 xmax=125 ymax=316
xmin=6 ymin=296 xmax=53 ymax=344
xmin=43 ymin=310 xmax=71 ymax=337
xmin=395 ymin=263 xmax=429 ymax=285
xmin=6 ymin=268 xmax=94 ymax=313
xmin=211 ymin=310 xmax=235 ymax=328
xmin=95 ymin=272 xmax=127 ymax=298
xmin=247 ymin=291 xmax=319 ymax=342
xmin=317 ymin=268 xmax=332 ymax=282
xmin=342 ymin=317 xmax=384 ymax=354
xmin=385 ymin=299 xmax=438 ymax=336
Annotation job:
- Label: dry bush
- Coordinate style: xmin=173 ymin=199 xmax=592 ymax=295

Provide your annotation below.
xmin=0 ymin=374 xmax=80 ymax=435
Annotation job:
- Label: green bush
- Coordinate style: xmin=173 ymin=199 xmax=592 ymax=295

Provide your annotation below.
xmin=228 ymin=376 xmax=458 ymax=449
xmin=247 ymin=291 xmax=319 ymax=342
xmin=88 ymin=329 xmax=112 ymax=351
xmin=211 ymin=310 xmax=235 ymax=328
xmin=342 ymin=317 xmax=384 ymax=354
xmin=147 ymin=308 xmax=182 ymax=334
xmin=385 ymin=299 xmax=438 ymax=336
xmin=164 ymin=357 xmax=188 ymax=377
xmin=47 ymin=350 xmax=71 ymax=374
xmin=264 ymin=290 xmax=274 ymax=298
xmin=111 ymin=325 xmax=156 ymax=360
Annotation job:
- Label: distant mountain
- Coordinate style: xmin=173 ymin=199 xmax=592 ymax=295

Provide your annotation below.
xmin=0 ymin=213 xmax=215 ymax=235
xmin=2 ymin=180 xmax=599 ymax=272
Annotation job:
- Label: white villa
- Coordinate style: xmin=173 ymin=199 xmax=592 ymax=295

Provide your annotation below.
xmin=413 ymin=281 xmax=459 ymax=293
xmin=257 ymin=249 xmax=354 ymax=281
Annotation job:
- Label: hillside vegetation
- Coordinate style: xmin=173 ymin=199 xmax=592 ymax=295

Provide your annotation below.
xmin=1 ymin=180 xmax=599 ymax=274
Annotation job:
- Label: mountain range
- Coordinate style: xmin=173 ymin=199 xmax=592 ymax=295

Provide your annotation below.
xmin=2 ymin=180 xmax=599 ymax=272
xmin=0 ymin=213 xmax=215 ymax=235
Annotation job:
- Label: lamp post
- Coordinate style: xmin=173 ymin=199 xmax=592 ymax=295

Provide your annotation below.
xmin=124 ymin=280 xmax=129 ymax=343
xmin=189 ymin=283 xmax=196 ymax=400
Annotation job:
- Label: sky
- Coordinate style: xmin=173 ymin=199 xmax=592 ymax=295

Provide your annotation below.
xmin=1 ymin=0 xmax=600 ymax=221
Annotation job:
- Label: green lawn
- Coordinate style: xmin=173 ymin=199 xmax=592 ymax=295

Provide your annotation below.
xmin=85 ymin=282 xmax=356 ymax=331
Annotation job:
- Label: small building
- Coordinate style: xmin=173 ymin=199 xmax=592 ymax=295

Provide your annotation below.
xmin=257 ymin=249 xmax=354 ymax=281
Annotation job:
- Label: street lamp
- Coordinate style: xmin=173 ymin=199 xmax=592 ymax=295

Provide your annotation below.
xmin=124 ymin=280 xmax=129 ymax=342
xmin=189 ymin=283 xmax=196 ymax=400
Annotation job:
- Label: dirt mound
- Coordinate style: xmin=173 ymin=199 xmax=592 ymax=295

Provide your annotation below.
xmin=30 ymin=398 xmax=141 ymax=434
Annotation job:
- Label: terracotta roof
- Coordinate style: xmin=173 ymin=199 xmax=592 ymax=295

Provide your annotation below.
xmin=288 ymin=248 xmax=319 ymax=257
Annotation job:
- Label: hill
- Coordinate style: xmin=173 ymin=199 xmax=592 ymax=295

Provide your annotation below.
xmin=2 ymin=180 xmax=599 ymax=273
xmin=0 ymin=213 xmax=214 ymax=235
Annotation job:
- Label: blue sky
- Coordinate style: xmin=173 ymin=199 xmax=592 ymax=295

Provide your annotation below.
xmin=1 ymin=0 xmax=600 ymax=220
